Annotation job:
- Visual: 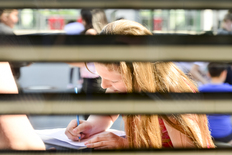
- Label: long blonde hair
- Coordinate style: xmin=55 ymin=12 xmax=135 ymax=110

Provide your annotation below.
xmin=98 ymin=20 xmax=215 ymax=148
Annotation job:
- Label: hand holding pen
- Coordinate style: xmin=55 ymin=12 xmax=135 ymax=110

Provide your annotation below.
xmin=65 ymin=87 xmax=94 ymax=141
xmin=65 ymin=119 xmax=93 ymax=141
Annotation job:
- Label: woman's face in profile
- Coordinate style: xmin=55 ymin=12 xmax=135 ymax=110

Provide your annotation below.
xmin=94 ymin=63 xmax=127 ymax=93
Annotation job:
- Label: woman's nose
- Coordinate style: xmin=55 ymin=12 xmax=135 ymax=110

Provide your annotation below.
xmin=101 ymin=78 xmax=111 ymax=89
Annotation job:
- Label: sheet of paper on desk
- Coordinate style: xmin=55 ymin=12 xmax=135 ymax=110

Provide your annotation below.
xmin=50 ymin=128 xmax=125 ymax=147
xmin=36 ymin=128 xmax=126 ymax=148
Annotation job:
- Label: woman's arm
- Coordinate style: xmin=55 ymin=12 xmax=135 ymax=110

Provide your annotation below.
xmin=0 ymin=62 xmax=45 ymax=150
xmin=0 ymin=115 xmax=46 ymax=150
xmin=0 ymin=62 xmax=18 ymax=93
xmin=87 ymin=115 xmax=119 ymax=133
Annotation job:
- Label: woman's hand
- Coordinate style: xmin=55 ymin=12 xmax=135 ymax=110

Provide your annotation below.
xmin=65 ymin=119 xmax=93 ymax=141
xmin=84 ymin=132 xmax=129 ymax=149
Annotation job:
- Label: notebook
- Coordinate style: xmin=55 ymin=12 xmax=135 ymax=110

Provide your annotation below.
xmin=35 ymin=128 xmax=126 ymax=150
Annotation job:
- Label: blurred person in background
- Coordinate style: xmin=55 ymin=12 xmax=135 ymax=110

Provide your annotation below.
xmin=0 ymin=62 xmax=45 ymax=150
xmin=69 ymin=9 xmax=108 ymax=94
xmin=217 ymin=10 xmax=232 ymax=84
xmin=64 ymin=20 xmax=85 ymax=35
xmin=64 ymin=20 xmax=85 ymax=89
xmin=80 ymin=9 xmax=97 ymax=35
xmin=199 ymin=62 xmax=232 ymax=145
xmin=217 ymin=11 xmax=232 ymax=35
xmin=91 ymin=9 xmax=108 ymax=33
xmin=80 ymin=9 xmax=108 ymax=35
xmin=78 ymin=9 xmax=108 ymax=93
xmin=0 ymin=9 xmax=30 ymax=83
xmin=0 ymin=9 xmax=18 ymax=34
xmin=217 ymin=11 xmax=232 ymax=84
xmin=68 ymin=9 xmax=107 ymax=119
xmin=224 ymin=65 xmax=232 ymax=85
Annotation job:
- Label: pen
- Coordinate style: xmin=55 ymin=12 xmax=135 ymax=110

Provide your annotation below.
xmin=74 ymin=87 xmax=81 ymax=142
xmin=76 ymin=115 xmax=81 ymax=142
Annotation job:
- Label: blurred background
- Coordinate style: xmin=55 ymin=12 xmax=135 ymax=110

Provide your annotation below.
xmin=12 ymin=9 xmax=231 ymax=35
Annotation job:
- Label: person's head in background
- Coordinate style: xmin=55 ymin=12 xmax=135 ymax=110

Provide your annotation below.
xmin=91 ymin=9 xmax=108 ymax=33
xmin=207 ymin=62 xmax=228 ymax=83
xmin=221 ymin=12 xmax=232 ymax=32
xmin=80 ymin=9 xmax=97 ymax=35
xmin=0 ymin=9 xmax=18 ymax=28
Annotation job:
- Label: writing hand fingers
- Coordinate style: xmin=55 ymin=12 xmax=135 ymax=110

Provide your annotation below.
xmin=85 ymin=141 xmax=108 ymax=148
xmin=84 ymin=132 xmax=120 ymax=148
xmin=86 ymin=132 xmax=128 ymax=149
xmin=66 ymin=119 xmax=77 ymax=133
xmin=73 ymin=120 xmax=90 ymax=134
xmin=65 ymin=130 xmax=81 ymax=141
xmin=65 ymin=119 xmax=85 ymax=140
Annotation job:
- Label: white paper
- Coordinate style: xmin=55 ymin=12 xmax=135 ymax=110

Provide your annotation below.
xmin=49 ymin=128 xmax=86 ymax=147
xmin=36 ymin=128 xmax=126 ymax=147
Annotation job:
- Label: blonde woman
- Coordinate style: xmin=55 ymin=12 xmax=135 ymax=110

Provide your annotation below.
xmin=65 ymin=20 xmax=215 ymax=149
